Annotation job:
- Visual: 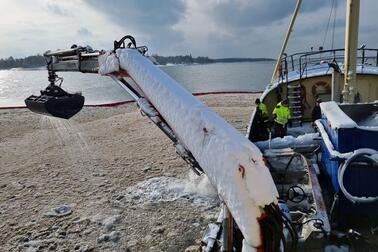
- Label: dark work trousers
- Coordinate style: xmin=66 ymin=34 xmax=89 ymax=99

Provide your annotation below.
xmin=274 ymin=122 xmax=287 ymax=138
xmin=255 ymin=120 xmax=269 ymax=141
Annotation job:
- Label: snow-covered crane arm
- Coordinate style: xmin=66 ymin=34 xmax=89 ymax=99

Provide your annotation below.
xmin=25 ymin=36 xmax=282 ymax=252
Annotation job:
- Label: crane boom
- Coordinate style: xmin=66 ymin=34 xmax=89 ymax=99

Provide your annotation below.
xmin=24 ymin=35 xmax=283 ymax=252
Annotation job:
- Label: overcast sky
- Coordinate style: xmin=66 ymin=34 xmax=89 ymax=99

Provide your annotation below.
xmin=1 ymin=0 xmax=378 ymax=59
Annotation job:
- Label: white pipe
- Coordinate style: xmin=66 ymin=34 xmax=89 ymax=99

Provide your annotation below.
xmin=255 ymin=133 xmax=320 ymax=151
xmin=111 ymin=49 xmax=278 ymax=250
xmin=338 ymin=148 xmax=378 ymax=204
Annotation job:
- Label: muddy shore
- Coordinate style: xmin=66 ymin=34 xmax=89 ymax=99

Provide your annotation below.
xmin=0 ymin=93 xmax=259 ymax=252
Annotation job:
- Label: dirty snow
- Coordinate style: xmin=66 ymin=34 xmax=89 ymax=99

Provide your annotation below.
xmin=125 ymin=174 xmax=219 ymax=208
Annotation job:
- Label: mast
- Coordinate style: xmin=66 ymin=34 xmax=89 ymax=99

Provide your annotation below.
xmin=342 ymin=0 xmax=360 ymax=103
xmin=270 ymin=0 xmax=302 ymax=84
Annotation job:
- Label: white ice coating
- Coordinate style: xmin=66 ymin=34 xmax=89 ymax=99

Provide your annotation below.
xmin=255 ymin=133 xmax=320 ymax=150
xmin=98 ymin=51 xmax=119 ymax=75
xmin=320 ymin=101 xmax=357 ymax=129
xmin=137 ymin=98 xmax=159 ymax=117
xmin=110 ymin=48 xmax=278 ymax=249
xmin=315 ymin=120 xmax=353 ymax=160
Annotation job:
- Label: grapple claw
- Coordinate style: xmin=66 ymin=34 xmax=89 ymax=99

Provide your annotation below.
xmin=25 ymin=85 xmax=84 ymax=119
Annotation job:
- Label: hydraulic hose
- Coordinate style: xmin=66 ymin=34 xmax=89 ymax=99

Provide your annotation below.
xmin=338 ymin=148 xmax=378 ymax=204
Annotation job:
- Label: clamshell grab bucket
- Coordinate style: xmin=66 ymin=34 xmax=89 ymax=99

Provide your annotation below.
xmin=25 ymin=85 xmax=84 ymax=119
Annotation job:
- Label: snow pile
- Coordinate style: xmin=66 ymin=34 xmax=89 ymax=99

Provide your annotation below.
xmin=185 ymin=171 xmax=218 ymax=198
xmin=125 ymin=175 xmax=219 ymax=208
xmin=113 ymin=48 xmax=278 ymax=249
xmin=320 ymin=101 xmax=357 ymax=129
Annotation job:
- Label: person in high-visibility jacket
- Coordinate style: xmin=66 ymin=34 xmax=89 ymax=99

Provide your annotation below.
xmin=255 ymin=98 xmax=269 ymax=140
xmin=255 ymin=98 xmax=268 ymax=120
xmin=272 ymin=99 xmax=291 ymax=138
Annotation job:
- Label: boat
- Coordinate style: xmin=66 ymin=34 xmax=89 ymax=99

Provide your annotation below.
xmin=240 ymin=0 xmax=378 ymax=250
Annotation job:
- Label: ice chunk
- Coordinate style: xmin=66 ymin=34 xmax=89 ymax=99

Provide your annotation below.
xmin=43 ymin=205 xmax=72 ymax=217
xmin=125 ymin=175 xmax=219 ymax=208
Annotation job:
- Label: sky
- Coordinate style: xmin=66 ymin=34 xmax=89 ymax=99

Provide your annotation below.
xmin=1 ymin=0 xmax=378 ymax=59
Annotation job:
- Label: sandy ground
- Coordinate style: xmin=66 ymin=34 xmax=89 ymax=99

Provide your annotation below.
xmin=0 ymin=93 xmax=259 ymax=252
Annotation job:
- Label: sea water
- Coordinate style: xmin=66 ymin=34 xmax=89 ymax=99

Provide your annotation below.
xmin=0 ymin=61 xmax=274 ymax=107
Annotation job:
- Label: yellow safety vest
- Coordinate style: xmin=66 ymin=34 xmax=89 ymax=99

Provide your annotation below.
xmin=257 ymin=103 xmax=268 ymax=118
xmin=273 ymin=102 xmax=291 ymax=125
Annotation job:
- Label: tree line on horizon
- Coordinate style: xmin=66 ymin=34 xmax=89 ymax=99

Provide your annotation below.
xmin=151 ymin=54 xmax=214 ymax=65
xmin=0 ymin=54 xmax=274 ymax=70
xmin=0 ymin=55 xmax=46 ymax=69
xmin=151 ymin=54 xmax=274 ymax=65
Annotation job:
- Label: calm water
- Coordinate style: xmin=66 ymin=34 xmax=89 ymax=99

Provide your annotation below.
xmin=0 ymin=62 xmax=274 ymax=107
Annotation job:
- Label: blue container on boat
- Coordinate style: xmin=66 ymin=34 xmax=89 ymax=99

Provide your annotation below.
xmin=319 ymin=102 xmax=378 ymax=214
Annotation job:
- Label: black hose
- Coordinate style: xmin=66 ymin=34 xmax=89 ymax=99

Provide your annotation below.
xmin=114 ymin=35 xmax=137 ymax=51
xmin=280 ymin=208 xmax=298 ymax=252
xmin=262 ymin=204 xmax=285 ymax=252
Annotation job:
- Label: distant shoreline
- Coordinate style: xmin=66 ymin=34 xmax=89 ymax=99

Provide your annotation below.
xmin=213 ymin=58 xmax=275 ymax=63
xmin=151 ymin=55 xmax=274 ymax=66
xmin=0 ymin=91 xmax=263 ymax=109
xmin=0 ymin=54 xmax=275 ymax=70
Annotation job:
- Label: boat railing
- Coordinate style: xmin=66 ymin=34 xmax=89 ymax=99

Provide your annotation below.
xmin=280 ymin=48 xmax=378 ymax=80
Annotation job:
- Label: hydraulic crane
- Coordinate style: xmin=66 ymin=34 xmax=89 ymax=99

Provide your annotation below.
xmin=25 ymin=35 xmax=286 ymax=252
